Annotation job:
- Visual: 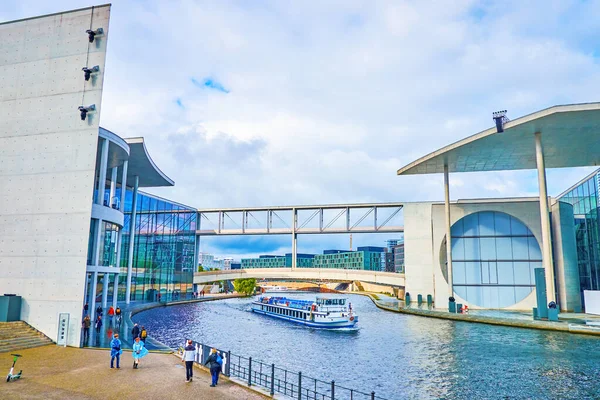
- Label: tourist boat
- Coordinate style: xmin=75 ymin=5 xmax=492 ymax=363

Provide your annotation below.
xmin=251 ymin=296 xmax=358 ymax=328
xmin=262 ymin=285 xmax=289 ymax=292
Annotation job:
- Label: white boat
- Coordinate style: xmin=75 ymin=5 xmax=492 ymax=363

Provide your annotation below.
xmin=262 ymin=285 xmax=289 ymax=292
xmin=251 ymin=296 xmax=358 ymax=329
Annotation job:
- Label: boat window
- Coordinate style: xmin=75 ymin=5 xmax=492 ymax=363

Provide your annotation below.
xmin=340 ymin=299 xmax=345 ymax=305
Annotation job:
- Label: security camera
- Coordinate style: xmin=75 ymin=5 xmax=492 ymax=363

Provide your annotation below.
xmin=78 ymin=104 xmax=96 ymax=120
xmin=492 ymin=110 xmax=508 ymax=133
xmin=82 ymin=65 xmax=100 ymax=81
xmin=85 ymin=28 xmax=104 ymax=43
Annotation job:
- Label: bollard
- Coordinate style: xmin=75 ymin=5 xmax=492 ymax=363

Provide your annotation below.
xmin=405 ymin=292 xmax=411 ymax=308
xmin=270 ymin=363 xmax=275 ymax=396
xmin=427 ymin=294 xmax=433 ymax=309
xmin=331 ymin=380 xmax=335 ymax=400
xmin=417 ymin=294 xmax=423 ymax=308
xmin=248 ymin=357 xmax=252 ymax=386
xmin=298 ymin=372 xmax=302 ymax=400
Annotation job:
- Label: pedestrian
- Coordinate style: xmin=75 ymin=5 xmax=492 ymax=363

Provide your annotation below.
xmin=131 ymin=323 xmax=140 ymax=339
xmin=108 ymin=305 xmax=115 ymax=325
xmin=95 ymin=315 xmax=102 ymax=333
xmin=96 ymin=304 xmax=103 ymax=317
xmin=82 ymin=315 xmax=91 ymax=342
xmin=181 ymin=339 xmax=196 ymax=382
xmin=115 ymin=306 xmax=122 ymax=327
xmin=84 ymin=303 xmax=89 ymax=315
xmin=110 ymin=333 xmax=122 ymax=369
xmin=204 ymin=348 xmax=222 ymax=387
xmin=140 ymin=326 xmax=148 ymax=343
xmin=132 ymin=337 xmax=148 ymax=369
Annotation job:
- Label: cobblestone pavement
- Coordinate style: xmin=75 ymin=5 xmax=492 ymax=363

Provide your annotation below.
xmin=0 ymin=345 xmax=266 ymax=400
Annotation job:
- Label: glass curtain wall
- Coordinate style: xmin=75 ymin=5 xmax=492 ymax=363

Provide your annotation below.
xmin=444 ymin=211 xmax=542 ymax=308
xmin=119 ymin=191 xmax=197 ymax=302
xmin=557 ymin=171 xmax=600 ymax=297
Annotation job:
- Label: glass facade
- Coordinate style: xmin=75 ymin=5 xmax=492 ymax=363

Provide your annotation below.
xmin=558 ymin=170 xmax=600 ymax=295
xmin=444 ymin=211 xmax=542 ymax=308
xmin=312 ymin=248 xmax=384 ymax=270
xmin=99 ymin=222 xmax=119 ymax=267
xmin=119 ymin=191 xmax=197 ymax=302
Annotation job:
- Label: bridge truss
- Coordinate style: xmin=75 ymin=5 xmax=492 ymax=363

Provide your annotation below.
xmin=195 ymin=203 xmax=404 ymax=268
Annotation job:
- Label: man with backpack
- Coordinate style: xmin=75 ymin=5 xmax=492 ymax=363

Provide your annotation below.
xmin=140 ymin=326 xmax=148 ymax=343
xmin=204 ymin=348 xmax=223 ymax=387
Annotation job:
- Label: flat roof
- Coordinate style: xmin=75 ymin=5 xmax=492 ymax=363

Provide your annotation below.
xmin=397 ymin=102 xmax=600 ymax=175
xmin=124 ymin=137 xmax=174 ymax=187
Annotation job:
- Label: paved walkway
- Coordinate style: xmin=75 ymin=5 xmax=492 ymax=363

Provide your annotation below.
xmin=0 ymin=345 xmax=265 ymax=400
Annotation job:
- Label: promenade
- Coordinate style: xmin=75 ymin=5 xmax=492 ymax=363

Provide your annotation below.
xmin=0 ymin=345 xmax=265 ymax=400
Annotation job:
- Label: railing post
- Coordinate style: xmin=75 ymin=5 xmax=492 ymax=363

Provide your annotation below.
xmin=248 ymin=357 xmax=252 ymax=386
xmin=331 ymin=380 xmax=335 ymax=400
xmin=371 ymin=391 xmax=375 ymax=400
xmin=270 ymin=363 xmax=275 ymax=396
xmin=298 ymin=371 xmax=302 ymax=400
xmin=226 ymin=350 xmax=231 ymax=376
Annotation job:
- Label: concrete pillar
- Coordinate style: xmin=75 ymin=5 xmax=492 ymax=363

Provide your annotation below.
xmin=292 ymin=208 xmax=297 ymax=269
xmin=194 ymin=235 xmax=200 ymax=272
xmin=102 ymin=273 xmax=109 ymax=309
xmin=120 ymin=160 xmax=128 ymax=211
xmin=97 ymin=138 xmax=109 ymax=206
xmin=112 ymin=274 xmax=119 ymax=309
xmin=109 ymin=166 xmax=117 ymax=208
xmin=90 ymin=271 xmax=98 ymax=319
xmin=535 ymin=132 xmax=556 ymax=303
xmin=82 ymin=273 xmax=89 ymax=308
xmin=125 ymin=176 xmax=139 ymax=304
xmin=444 ymin=164 xmax=453 ymax=299
xmin=93 ymin=219 xmax=103 ymax=266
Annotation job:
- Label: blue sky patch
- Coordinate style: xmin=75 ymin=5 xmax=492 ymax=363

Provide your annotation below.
xmin=191 ymin=77 xmax=230 ymax=93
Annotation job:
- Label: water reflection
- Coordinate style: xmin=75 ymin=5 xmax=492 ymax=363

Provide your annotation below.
xmin=135 ymin=294 xmax=600 ymax=399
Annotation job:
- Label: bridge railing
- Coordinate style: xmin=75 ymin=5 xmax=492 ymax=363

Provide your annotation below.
xmin=180 ymin=340 xmax=389 ymax=400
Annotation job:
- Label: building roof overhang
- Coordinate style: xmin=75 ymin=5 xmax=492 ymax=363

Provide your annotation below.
xmin=397 ymin=102 xmax=600 ymax=176
xmin=124 ymin=137 xmax=174 ymax=187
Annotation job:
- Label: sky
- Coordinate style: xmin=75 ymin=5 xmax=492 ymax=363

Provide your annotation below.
xmin=3 ymin=0 xmax=600 ymax=259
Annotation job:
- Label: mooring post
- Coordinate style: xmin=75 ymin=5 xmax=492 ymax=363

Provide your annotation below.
xmin=298 ymin=371 xmax=302 ymax=400
xmin=331 ymin=380 xmax=335 ymax=400
xmin=371 ymin=391 xmax=375 ymax=400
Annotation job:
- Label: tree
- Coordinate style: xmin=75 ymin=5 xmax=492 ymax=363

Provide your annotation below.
xmin=197 ymin=265 xmax=204 ymax=272
xmin=234 ymin=278 xmax=257 ymax=296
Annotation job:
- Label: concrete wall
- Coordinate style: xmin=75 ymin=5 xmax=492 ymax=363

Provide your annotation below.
xmin=0 ymin=6 xmax=111 ymax=346
xmin=551 ymin=201 xmax=581 ymax=312
xmin=403 ymin=203 xmax=436 ymax=302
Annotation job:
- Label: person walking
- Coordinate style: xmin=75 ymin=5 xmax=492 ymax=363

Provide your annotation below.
xmin=84 ymin=303 xmax=89 ymax=315
xmin=140 ymin=326 xmax=148 ymax=343
xmin=115 ymin=306 xmax=122 ymax=327
xmin=132 ymin=337 xmax=148 ymax=369
xmin=131 ymin=323 xmax=140 ymax=339
xmin=110 ymin=333 xmax=122 ymax=369
xmin=181 ymin=340 xmax=196 ymax=382
xmin=108 ymin=306 xmax=115 ymax=325
xmin=95 ymin=315 xmax=103 ymax=334
xmin=204 ymin=348 xmax=222 ymax=387
xmin=82 ymin=315 xmax=91 ymax=342
xmin=96 ymin=304 xmax=103 ymax=318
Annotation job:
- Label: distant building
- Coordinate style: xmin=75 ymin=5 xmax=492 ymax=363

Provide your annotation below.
xmin=312 ymin=247 xmax=385 ymax=270
xmin=393 ymin=243 xmax=405 ymax=273
xmin=198 ymin=253 xmax=224 ymax=270
xmin=222 ymin=258 xmax=234 ymax=270
xmin=242 ymin=254 xmax=315 ymax=268
xmin=230 ymin=262 xmax=242 ymax=270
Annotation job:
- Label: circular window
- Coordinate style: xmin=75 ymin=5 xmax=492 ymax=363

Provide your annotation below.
xmin=440 ymin=211 xmax=542 ymax=308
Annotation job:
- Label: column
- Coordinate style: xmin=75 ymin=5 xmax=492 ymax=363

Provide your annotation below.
xmin=97 ymin=138 xmax=109 ymax=205
xmin=109 ymin=166 xmax=117 ymax=208
xmin=94 ymin=219 xmax=103 ymax=266
xmin=120 ymin=160 xmax=128 ymax=211
xmin=102 ymin=273 xmax=109 ymax=308
xmin=90 ymin=271 xmax=98 ymax=319
xmin=444 ymin=164 xmax=453 ymax=300
xmin=125 ymin=176 xmax=139 ymax=304
xmin=291 ymin=208 xmax=297 ymax=269
xmin=535 ymin=132 xmax=556 ymax=303
xmin=112 ymin=274 xmax=119 ymax=309
xmin=194 ymin=234 xmax=200 ymax=272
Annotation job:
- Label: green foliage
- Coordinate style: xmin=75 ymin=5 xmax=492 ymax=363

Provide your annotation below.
xmin=234 ymin=278 xmax=257 ymax=296
xmin=197 ymin=265 xmax=204 ymax=272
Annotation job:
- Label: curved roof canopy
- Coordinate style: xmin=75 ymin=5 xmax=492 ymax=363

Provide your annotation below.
xmin=124 ymin=137 xmax=174 ymax=187
xmin=397 ymin=102 xmax=600 ymax=175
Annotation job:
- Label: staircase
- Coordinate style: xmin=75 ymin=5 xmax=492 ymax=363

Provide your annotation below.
xmin=0 ymin=321 xmax=54 ymax=353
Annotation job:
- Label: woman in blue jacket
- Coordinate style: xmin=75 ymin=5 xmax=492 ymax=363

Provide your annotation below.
xmin=110 ymin=333 xmax=122 ymax=369
xmin=204 ymin=348 xmax=222 ymax=387
xmin=132 ymin=336 xmax=149 ymax=369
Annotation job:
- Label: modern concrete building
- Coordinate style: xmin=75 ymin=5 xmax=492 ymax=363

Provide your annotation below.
xmin=312 ymin=247 xmax=385 ymax=271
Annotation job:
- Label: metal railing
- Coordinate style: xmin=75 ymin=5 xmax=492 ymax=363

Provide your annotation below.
xmin=180 ymin=340 xmax=388 ymax=400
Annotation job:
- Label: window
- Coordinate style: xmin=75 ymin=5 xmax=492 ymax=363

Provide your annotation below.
xmin=444 ymin=211 xmax=541 ymax=308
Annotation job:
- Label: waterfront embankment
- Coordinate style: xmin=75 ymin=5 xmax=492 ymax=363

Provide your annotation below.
xmin=0 ymin=345 xmax=266 ymax=400
xmin=364 ymin=293 xmax=600 ymax=337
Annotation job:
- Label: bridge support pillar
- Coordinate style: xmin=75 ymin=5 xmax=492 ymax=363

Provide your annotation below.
xmin=292 ymin=208 xmax=297 ymax=269
xmin=444 ymin=164 xmax=454 ymax=302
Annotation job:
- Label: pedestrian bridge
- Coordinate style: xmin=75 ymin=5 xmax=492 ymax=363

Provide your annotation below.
xmin=193 ymin=268 xmax=405 ymax=287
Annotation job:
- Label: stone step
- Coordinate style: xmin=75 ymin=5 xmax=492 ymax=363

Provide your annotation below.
xmin=0 ymin=341 xmax=53 ymax=353
xmin=0 ymin=336 xmax=53 ymax=346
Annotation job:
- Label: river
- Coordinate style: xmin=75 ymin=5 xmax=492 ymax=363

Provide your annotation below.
xmin=134 ymin=293 xmax=600 ymax=399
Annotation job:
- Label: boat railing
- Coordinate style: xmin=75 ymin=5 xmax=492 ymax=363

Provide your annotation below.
xmin=181 ymin=339 xmax=387 ymax=400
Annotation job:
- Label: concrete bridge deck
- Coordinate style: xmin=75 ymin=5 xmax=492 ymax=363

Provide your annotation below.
xmin=194 ymin=268 xmax=405 ymax=287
